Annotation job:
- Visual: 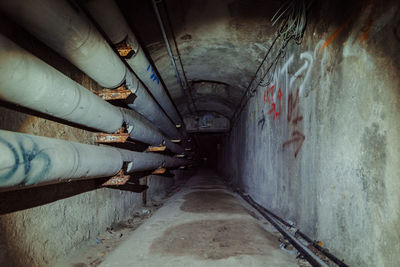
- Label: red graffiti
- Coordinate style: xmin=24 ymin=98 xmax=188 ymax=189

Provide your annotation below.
xmin=264 ymin=85 xmax=275 ymax=103
xmin=267 ymin=88 xmax=282 ymax=120
xmin=287 ymin=88 xmax=303 ymax=125
xmin=283 ymin=88 xmax=305 ymax=158
xmin=282 ymin=131 xmax=305 ymax=158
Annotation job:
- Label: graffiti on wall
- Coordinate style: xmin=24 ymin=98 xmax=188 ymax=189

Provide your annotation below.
xmin=282 ymin=88 xmax=305 ymax=158
xmin=258 ymin=40 xmax=327 ymax=157
xmin=254 ymin=2 xmax=393 ymax=158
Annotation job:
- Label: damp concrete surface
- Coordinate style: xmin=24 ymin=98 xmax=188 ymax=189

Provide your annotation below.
xmin=98 ymin=170 xmax=299 ymax=267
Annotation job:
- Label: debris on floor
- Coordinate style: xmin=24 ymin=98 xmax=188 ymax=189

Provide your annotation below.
xmin=57 ymin=202 xmax=165 ymax=267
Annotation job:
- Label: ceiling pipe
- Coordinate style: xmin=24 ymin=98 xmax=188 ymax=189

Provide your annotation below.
xmin=0 ymin=34 xmax=184 ymax=153
xmin=0 ymin=130 xmax=189 ymax=188
xmin=150 ymin=0 xmax=190 ymax=113
xmin=82 ymin=0 xmax=183 ymax=126
xmin=0 ymin=0 xmax=181 ymax=139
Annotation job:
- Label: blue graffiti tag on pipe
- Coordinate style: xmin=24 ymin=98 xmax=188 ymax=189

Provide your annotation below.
xmin=146 ymin=64 xmax=160 ymax=84
xmin=0 ymin=136 xmax=51 ymax=186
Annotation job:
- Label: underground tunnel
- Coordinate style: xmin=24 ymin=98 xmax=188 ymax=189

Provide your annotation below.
xmin=0 ymin=0 xmax=399 ymax=266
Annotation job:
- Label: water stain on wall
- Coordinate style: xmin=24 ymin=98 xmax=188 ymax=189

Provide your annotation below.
xmin=358 ymin=122 xmax=387 ymax=207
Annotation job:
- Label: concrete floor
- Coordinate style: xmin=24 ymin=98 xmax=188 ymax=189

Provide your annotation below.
xmin=99 ymin=170 xmax=299 ymax=267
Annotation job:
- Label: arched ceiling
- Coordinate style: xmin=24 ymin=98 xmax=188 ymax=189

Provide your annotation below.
xmin=118 ymin=0 xmax=281 ymax=121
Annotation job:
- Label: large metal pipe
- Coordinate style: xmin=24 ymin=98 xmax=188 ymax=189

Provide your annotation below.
xmin=0 ymin=33 xmax=182 ymax=150
xmin=0 ymin=130 xmax=189 ymax=188
xmin=124 ymin=71 xmax=181 ymax=138
xmin=121 ymin=109 xmax=184 ymax=154
xmin=0 ymin=0 xmax=182 ymax=139
xmin=0 ymin=34 xmax=123 ymax=133
xmin=0 ymin=0 xmax=126 ymax=89
xmin=119 ymin=149 xmax=188 ymax=173
xmin=0 ymin=130 xmax=123 ymax=187
xmin=82 ymin=0 xmax=183 ymax=125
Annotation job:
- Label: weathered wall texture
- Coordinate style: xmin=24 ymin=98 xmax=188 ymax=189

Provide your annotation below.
xmin=0 ymin=16 xmax=177 ymax=267
xmin=218 ymin=1 xmax=400 ymax=266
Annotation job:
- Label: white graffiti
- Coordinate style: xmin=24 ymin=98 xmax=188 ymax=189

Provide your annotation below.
xmin=265 ymin=39 xmax=327 ymax=104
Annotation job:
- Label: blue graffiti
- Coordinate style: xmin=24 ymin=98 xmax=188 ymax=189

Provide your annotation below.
xmin=146 ymin=64 xmax=160 ymax=84
xmin=201 ymin=114 xmax=214 ymax=127
xmin=0 ymin=136 xmax=51 ymax=185
xmin=0 ymin=138 xmax=19 ymax=183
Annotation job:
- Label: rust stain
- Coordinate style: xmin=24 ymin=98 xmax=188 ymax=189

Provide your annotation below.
xmin=115 ymin=41 xmax=133 ymax=57
xmin=95 ymin=85 xmax=132 ymax=101
xmin=152 ymin=167 xmax=166 ymax=174
xmin=102 ymin=170 xmax=130 ymax=186
xmin=360 ymin=7 xmax=375 ymax=42
xmin=145 ymin=145 xmax=166 ymax=152
xmin=321 ymin=18 xmax=351 ymax=49
xmin=322 ymin=3 xmax=375 ymax=49
xmin=96 ymin=132 xmax=129 ymax=143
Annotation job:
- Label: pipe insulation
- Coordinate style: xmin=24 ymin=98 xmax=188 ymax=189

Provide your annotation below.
xmin=0 ymin=34 xmax=181 ymax=149
xmin=0 ymin=0 xmax=126 ymax=88
xmin=121 ymin=109 xmax=184 ymax=154
xmin=82 ymin=0 xmax=183 ymax=125
xmin=119 ymin=149 xmax=189 ymax=173
xmin=124 ymin=71 xmax=181 ymax=139
xmin=0 ymin=0 xmax=182 ymax=139
xmin=0 ymin=130 xmax=189 ymax=188
xmin=0 ymin=130 xmax=123 ymax=187
xmin=0 ymin=34 xmax=123 ymax=133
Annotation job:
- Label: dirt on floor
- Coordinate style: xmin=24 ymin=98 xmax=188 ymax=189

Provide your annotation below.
xmin=150 ymin=219 xmax=280 ymax=260
xmin=180 ymin=190 xmax=249 ymax=214
xmin=58 ymin=203 xmax=163 ymax=267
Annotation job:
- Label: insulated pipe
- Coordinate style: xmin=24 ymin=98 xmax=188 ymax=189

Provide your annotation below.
xmin=124 ymin=71 xmax=181 ymax=138
xmin=121 ymin=109 xmax=184 ymax=154
xmin=0 ymin=130 xmax=190 ymax=188
xmin=0 ymin=0 xmax=182 ymax=139
xmin=0 ymin=34 xmax=123 ymax=133
xmin=0 ymin=0 xmax=126 ymax=88
xmin=0 ymin=34 xmax=180 ymax=147
xmin=0 ymin=130 xmax=123 ymax=187
xmin=82 ymin=0 xmax=183 ymax=125
xmin=119 ymin=149 xmax=189 ymax=173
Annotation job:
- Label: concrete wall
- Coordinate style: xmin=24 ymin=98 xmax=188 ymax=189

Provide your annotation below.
xmin=218 ymin=1 xmax=400 ymax=266
xmin=0 ymin=15 xmax=177 ymax=267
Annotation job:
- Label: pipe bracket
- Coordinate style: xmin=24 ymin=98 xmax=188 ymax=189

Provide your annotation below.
xmin=145 ymin=145 xmax=167 ymax=152
xmin=102 ymin=170 xmax=130 ymax=186
xmin=115 ymin=39 xmax=134 ymax=58
xmin=152 ymin=167 xmax=166 ymax=174
xmin=95 ymin=85 xmax=132 ymax=100
xmin=96 ymin=129 xmax=130 ymax=143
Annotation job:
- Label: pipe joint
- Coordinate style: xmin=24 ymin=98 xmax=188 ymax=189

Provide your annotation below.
xmin=124 ymin=71 xmax=140 ymax=94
